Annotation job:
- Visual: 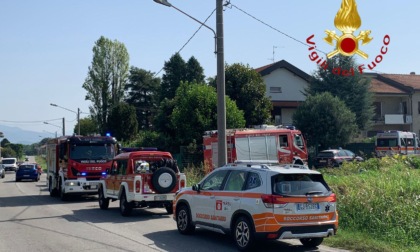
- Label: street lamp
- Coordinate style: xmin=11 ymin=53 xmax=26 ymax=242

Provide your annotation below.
xmin=44 ymin=121 xmax=63 ymax=136
xmin=50 ymin=103 xmax=80 ymax=135
xmin=154 ymin=0 xmax=227 ymax=167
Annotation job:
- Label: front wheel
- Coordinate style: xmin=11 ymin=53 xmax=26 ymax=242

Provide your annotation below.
xmin=176 ymin=205 xmax=195 ymax=234
xmin=60 ymin=181 xmax=68 ymax=201
xmin=98 ymin=187 xmax=109 ymax=210
xmin=119 ymin=191 xmax=133 ymax=217
xmin=300 ymin=238 xmax=323 ymax=247
xmin=234 ymin=216 xmax=255 ymax=251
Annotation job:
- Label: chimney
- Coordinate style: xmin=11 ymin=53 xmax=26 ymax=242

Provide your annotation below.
xmin=410 ymin=72 xmax=416 ymax=75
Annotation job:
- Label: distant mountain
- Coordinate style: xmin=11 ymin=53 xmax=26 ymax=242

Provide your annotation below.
xmin=0 ymin=125 xmax=52 ymax=145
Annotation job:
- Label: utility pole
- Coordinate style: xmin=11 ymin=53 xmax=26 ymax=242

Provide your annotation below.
xmin=62 ymin=117 xmax=65 ymax=136
xmin=216 ymin=0 xmax=227 ymax=167
xmin=77 ymin=108 xmax=80 ymax=135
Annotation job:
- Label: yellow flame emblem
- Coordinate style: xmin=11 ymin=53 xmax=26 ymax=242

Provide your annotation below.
xmin=324 ymin=0 xmax=373 ymax=59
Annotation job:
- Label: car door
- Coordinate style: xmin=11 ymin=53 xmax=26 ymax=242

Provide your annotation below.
xmin=105 ymin=161 xmax=118 ymax=196
xmin=114 ymin=159 xmax=128 ymax=195
xmin=216 ymin=170 xmax=248 ymax=228
xmin=190 ymin=169 xmax=229 ymax=227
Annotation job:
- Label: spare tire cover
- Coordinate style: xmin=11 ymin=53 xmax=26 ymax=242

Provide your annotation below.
xmin=152 ymin=167 xmax=177 ymax=194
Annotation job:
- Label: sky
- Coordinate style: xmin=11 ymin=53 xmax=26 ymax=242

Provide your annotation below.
xmin=0 ymin=0 xmax=419 ymax=138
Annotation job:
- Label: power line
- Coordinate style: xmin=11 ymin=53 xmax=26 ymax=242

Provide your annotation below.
xmin=154 ymin=8 xmax=217 ymax=77
xmin=0 ymin=118 xmax=64 ymax=124
xmin=227 ymin=2 xmax=327 ymax=55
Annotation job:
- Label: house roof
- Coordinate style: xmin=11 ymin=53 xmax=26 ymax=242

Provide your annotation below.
xmin=369 ymin=77 xmax=407 ymax=94
xmin=255 ymin=60 xmax=311 ymax=82
xmin=381 ymin=74 xmax=420 ymax=90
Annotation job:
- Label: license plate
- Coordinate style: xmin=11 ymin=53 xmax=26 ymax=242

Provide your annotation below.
xmin=319 ymin=160 xmax=326 ymax=163
xmin=154 ymin=195 xmax=167 ymax=201
xmin=297 ymin=203 xmax=319 ymax=211
xmin=24 ymin=175 xmax=30 ymax=177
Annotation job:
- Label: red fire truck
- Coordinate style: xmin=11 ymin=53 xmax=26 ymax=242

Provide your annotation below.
xmin=203 ymin=125 xmax=308 ymax=170
xmin=46 ymin=135 xmax=119 ymax=200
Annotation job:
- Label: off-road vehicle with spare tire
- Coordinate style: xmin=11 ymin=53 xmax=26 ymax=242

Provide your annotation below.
xmin=98 ymin=148 xmax=186 ymax=216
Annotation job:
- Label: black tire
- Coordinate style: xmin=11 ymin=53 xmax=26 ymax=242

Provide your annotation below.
xmin=15 ymin=179 xmax=20 ymax=182
xmin=165 ymin=204 xmax=173 ymax=214
xmin=49 ymin=177 xmax=58 ymax=197
xmin=98 ymin=186 xmax=110 ymax=210
xmin=300 ymin=238 xmax=323 ymax=247
xmin=119 ymin=190 xmax=133 ymax=217
xmin=152 ymin=167 xmax=177 ymax=194
xmin=234 ymin=216 xmax=255 ymax=251
xmin=176 ymin=204 xmax=195 ymax=235
xmin=1 ymin=173 xmax=5 ymax=179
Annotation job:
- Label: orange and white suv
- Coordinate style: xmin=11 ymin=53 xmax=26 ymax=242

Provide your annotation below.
xmin=173 ymin=162 xmax=338 ymax=251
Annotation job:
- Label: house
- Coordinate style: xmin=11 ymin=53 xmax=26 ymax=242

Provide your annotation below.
xmin=255 ymin=60 xmax=311 ymax=126
xmin=255 ymin=60 xmax=420 ymax=136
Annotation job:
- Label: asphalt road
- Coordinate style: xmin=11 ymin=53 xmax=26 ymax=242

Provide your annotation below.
xmin=0 ymin=160 xmax=349 ymax=252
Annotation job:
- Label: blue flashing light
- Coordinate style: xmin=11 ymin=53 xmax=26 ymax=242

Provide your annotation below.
xmin=81 ymin=172 xmax=87 ymax=176
xmin=101 ymin=172 xmax=107 ymax=175
xmin=106 ymin=133 xmax=111 ymax=137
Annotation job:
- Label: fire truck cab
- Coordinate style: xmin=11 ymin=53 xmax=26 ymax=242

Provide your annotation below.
xmin=203 ymin=125 xmax=308 ymax=170
xmin=375 ymin=130 xmax=420 ymax=157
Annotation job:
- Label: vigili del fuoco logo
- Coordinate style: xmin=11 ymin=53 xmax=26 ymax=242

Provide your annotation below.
xmin=306 ymin=0 xmax=390 ymax=76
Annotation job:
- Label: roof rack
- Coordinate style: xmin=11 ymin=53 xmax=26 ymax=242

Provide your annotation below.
xmin=279 ymin=164 xmax=310 ymax=170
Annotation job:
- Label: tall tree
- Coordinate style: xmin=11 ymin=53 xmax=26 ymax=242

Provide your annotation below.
xmin=185 ymin=56 xmax=205 ymax=84
xmin=212 ymin=63 xmax=272 ymax=127
xmin=307 ymin=55 xmax=374 ymax=131
xmin=160 ymin=53 xmax=206 ymax=101
xmin=160 ymin=53 xmax=187 ymax=101
xmin=171 ymin=81 xmax=245 ymax=147
xmin=107 ymin=103 xmax=138 ymax=142
xmin=293 ymin=92 xmax=358 ymax=150
xmin=83 ymin=36 xmax=130 ymax=134
xmin=125 ymin=67 xmax=160 ymax=130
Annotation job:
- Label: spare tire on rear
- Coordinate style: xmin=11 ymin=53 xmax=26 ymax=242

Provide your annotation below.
xmin=152 ymin=167 xmax=177 ymax=194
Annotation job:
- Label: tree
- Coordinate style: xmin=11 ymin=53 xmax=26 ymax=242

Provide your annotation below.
xmin=74 ymin=117 xmax=98 ymax=136
xmin=83 ymin=36 xmax=130 ymax=134
xmin=185 ymin=56 xmax=205 ymax=84
xmin=293 ymin=92 xmax=358 ymax=150
xmin=107 ymin=103 xmax=138 ymax=142
xmin=212 ymin=63 xmax=272 ymax=127
xmin=171 ymin=82 xmax=245 ymax=147
xmin=125 ymin=67 xmax=160 ymax=130
xmin=306 ymin=55 xmax=374 ymax=131
xmin=160 ymin=53 xmax=206 ymax=101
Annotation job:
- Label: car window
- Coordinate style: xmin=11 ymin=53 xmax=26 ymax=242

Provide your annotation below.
xmin=244 ymin=172 xmax=262 ymax=190
xmin=112 ymin=160 xmax=128 ymax=175
xmin=224 ymin=170 xmax=247 ymax=191
xmin=317 ymin=151 xmax=334 ymax=158
xmin=344 ymin=150 xmax=355 ymax=156
xmin=201 ymin=170 xmax=229 ymax=191
xmin=272 ymin=173 xmax=330 ymax=196
xmin=338 ymin=150 xmax=348 ymax=156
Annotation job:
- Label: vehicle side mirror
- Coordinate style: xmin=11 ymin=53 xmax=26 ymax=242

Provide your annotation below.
xmin=192 ymin=183 xmax=201 ymax=192
xmin=106 ymin=168 xmax=110 ymax=174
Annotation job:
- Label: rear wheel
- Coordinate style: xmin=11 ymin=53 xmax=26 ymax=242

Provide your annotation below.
xmin=300 ymin=238 xmax=323 ymax=247
xmin=98 ymin=186 xmax=109 ymax=210
xmin=49 ymin=177 xmax=58 ymax=197
xmin=234 ymin=216 xmax=255 ymax=251
xmin=119 ymin=190 xmax=133 ymax=217
xmin=176 ymin=205 xmax=195 ymax=234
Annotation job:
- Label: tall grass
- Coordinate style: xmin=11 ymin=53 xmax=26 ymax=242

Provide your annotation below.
xmin=322 ymin=156 xmax=420 ymax=251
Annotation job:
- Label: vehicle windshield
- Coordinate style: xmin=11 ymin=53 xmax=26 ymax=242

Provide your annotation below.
xmin=70 ymin=144 xmax=116 ymax=160
xmin=294 ymin=134 xmax=305 ymax=148
xmin=272 ymin=173 xmax=330 ymax=196
xmin=2 ymin=159 xmax=16 ymax=164
xmin=18 ymin=165 xmax=36 ymax=171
